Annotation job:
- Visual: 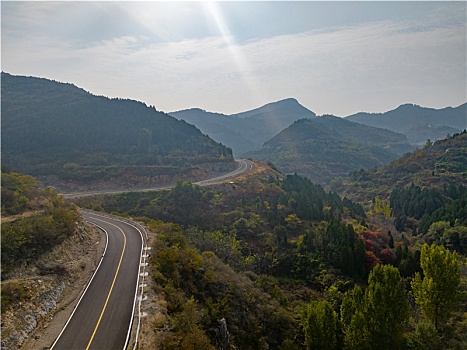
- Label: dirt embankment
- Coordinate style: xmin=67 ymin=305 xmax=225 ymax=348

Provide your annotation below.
xmin=1 ymin=217 xmax=106 ymax=350
xmin=38 ymin=161 xmax=237 ymax=194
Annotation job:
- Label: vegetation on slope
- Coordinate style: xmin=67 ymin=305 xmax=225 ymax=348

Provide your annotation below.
xmin=76 ymin=160 xmax=467 ymax=349
xmin=246 ymin=116 xmax=414 ymax=185
xmin=336 ymin=132 xmax=467 ymax=202
xmin=1 ymin=171 xmax=79 ymax=274
xmin=1 ymin=73 xmax=233 ymax=184
xmin=0 ymin=170 xmax=104 ymax=349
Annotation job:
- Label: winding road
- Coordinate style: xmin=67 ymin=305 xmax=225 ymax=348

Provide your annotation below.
xmin=195 ymin=158 xmax=254 ymax=185
xmin=50 ymin=159 xmax=253 ymax=349
xmin=51 ymin=212 xmax=144 ymax=350
xmin=63 ymin=159 xmax=254 ymax=198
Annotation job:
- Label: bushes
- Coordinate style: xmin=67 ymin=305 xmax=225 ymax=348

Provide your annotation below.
xmin=149 ymin=221 xmax=300 ymax=349
xmin=1 ymin=207 xmax=78 ymax=273
xmin=1 ymin=171 xmax=79 ymax=274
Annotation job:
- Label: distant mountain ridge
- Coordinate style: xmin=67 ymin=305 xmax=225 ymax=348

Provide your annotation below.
xmin=346 ymin=103 xmax=466 ymax=144
xmin=170 ymin=98 xmax=317 ymax=156
xmin=246 ymin=115 xmax=414 ymax=185
xmin=1 ymin=73 xmax=234 ymax=189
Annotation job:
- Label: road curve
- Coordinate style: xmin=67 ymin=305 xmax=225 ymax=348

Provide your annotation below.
xmin=51 ymin=212 xmax=143 ymax=350
xmin=62 ymin=159 xmax=254 ymax=198
xmin=195 ymin=158 xmax=254 ymax=185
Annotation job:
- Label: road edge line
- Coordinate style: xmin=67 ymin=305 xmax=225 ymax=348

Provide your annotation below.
xmin=82 ymin=211 xmax=147 ymax=350
xmin=50 ymin=220 xmax=109 ymax=350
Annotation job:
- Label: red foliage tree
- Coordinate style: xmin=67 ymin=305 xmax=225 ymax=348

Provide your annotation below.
xmin=365 ymin=251 xmax=382 ymax=273
xmin=379 ymin=248 xmax=397 ymax=265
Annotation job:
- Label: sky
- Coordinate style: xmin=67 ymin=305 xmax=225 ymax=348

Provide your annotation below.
xmin=1 ymin=1 xmax=466 ymax=116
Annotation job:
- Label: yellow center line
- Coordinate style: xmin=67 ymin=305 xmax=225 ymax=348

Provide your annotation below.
xmin=85 ymin=217 xmax=127 ymax=350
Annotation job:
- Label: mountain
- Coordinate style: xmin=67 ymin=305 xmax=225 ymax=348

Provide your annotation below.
xmin=1 ymin=73 xmax=233 ymax=189
xmin=346 ymin=103 xmax=466 ymax=144
xmin=232 ymin=97 xmax=316 ymax=123
xmin=170 ymin=98 xmax=317 ymax=156
xmin=334 ymin=131 xmax=467 ymax=204
xmin=245 ymin=115 xmax=414 ymax=185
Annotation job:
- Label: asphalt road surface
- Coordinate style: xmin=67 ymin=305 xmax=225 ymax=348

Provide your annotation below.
xmin=63 ymin=159 xmax=254 ymax=198
xmin=51 ymin=212 xmax=143 ymax=350
xmin=195 ymin=158 xmax=254 ymax=185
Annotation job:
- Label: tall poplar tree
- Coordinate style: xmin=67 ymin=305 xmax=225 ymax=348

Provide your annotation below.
xmin=341 ymin=265 xmax=410 ymax=350
xmin=303 ymin=300 xmax=338 ymax=350
xmin=411 ymin=243 xmax=460 ymax=330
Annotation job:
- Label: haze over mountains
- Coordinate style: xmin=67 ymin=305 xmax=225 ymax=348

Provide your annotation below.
xmin=173 ymin=98 xmax=465 ymax=157
xmin=170 ymin=98 xmax=316 ymax=156
xmin=173 ymin=97 xmax=464 ymax=184
xmin=346 ymin=103 xmax=466 ymax=145
xmin=2 ymin=72 xmax=465 ymax=188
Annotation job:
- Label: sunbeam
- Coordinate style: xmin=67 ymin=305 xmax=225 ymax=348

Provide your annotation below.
xmin=201 ymin=2 xmax=269 ymax=115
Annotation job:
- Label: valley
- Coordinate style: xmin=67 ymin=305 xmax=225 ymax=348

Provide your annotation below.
xmin=1 ymin=73 xmax=466 ymax=350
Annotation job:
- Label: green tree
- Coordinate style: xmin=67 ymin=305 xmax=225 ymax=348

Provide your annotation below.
xmin=302 ymin=300 xmax=338 ymax=350
xmin=426 ymin=221 xmax=450 ymax=244
xmin=341 ymin=265 xmax=409 ymax=350
xmin=404 ymin=321 xmax=441 ymax=350
xmin=364 ymin=265 xmax=410 ymax=349
xmin=344 ymin=311 xmax=369 ymax=350
xmin=340 ymin=285 xmax=364 ymax=332
xmin=411 ymin=244 xmax=460 ymax=330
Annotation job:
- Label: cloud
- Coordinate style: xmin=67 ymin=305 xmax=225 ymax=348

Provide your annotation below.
xmin=2 ymin=3 xmax=465 ymax=116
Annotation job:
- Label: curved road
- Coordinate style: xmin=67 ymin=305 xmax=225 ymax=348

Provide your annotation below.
xmin=195 ymin=158 xmax=254 ymax=185
xmin=63 ymin=159 xmax=254 ymax=198
xmin=51 ymin=212 xmax=143 ymax=350
xmin=50 ymin=160 xmax=253 ymax=348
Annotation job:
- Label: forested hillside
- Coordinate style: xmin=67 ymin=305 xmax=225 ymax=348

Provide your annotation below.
xmin=346 ymin=103 xmax=466 ymax=144
xmin=171 ymin=98 xmax=316 ymax=156
xmin=333 ymin=132 xmax=467 ymax=259
xmin=336 ymin=131 xmax=467 ymax=203
xmin=1 ymin=73 xmax=233 ymax=188
xmin=246 ymin=116 xmax=414 ymax=184
xmin=76 ymin=160 xmax=466 ymax=349
xmin=1 ymin=171 xmax=79 ymax=274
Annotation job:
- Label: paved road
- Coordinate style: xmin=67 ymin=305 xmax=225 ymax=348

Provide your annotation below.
xmin=63 ymin=159 xmax=254 ymax=198
xmin=195 ymin=158 xmax=254 ymax=185
xmin=51 ymin=212 xmax=143 ymax=350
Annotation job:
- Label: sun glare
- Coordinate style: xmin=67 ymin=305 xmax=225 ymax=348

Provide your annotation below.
xmin=201 ymin=2 xmax=268 ymax=114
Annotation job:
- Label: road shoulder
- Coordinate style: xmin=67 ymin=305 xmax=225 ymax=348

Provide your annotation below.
xmin=17 ymin=221 xmax=106 ymax=350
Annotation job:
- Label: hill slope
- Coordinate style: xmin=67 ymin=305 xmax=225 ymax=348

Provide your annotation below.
xmin=1 ymin=73 xmax=234 ymax=188
xmin=170 ymin=98 xmax=316 ymax=156
xmin=246 ymin=115 xmax=414 ymax=185
xmin=346 ymin=103 xmax=466 ymax=144
xmin=334 ymin=131 xmax=467 ymax=204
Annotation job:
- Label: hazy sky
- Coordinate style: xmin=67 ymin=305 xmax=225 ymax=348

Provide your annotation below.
xmin=2 ymin=1 xmax=466 ymax=116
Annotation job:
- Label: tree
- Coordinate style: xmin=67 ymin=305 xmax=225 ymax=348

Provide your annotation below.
xmin=303 ymin=300 xmax=338 ymax=350
xmin=341 ymin=265 xmax=410 ymax=350
xmin=364 ymin=265 xmax=410 ymax=349
xmin=426 ymin=221 xmax=450 ymax=245
xmin=388 ymin=231 xmax=394 ymax=248
xmin=411 ymin=244 xmax=460 ymax=330
xmin=341 ymin=285 xmax=364 ymax=333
